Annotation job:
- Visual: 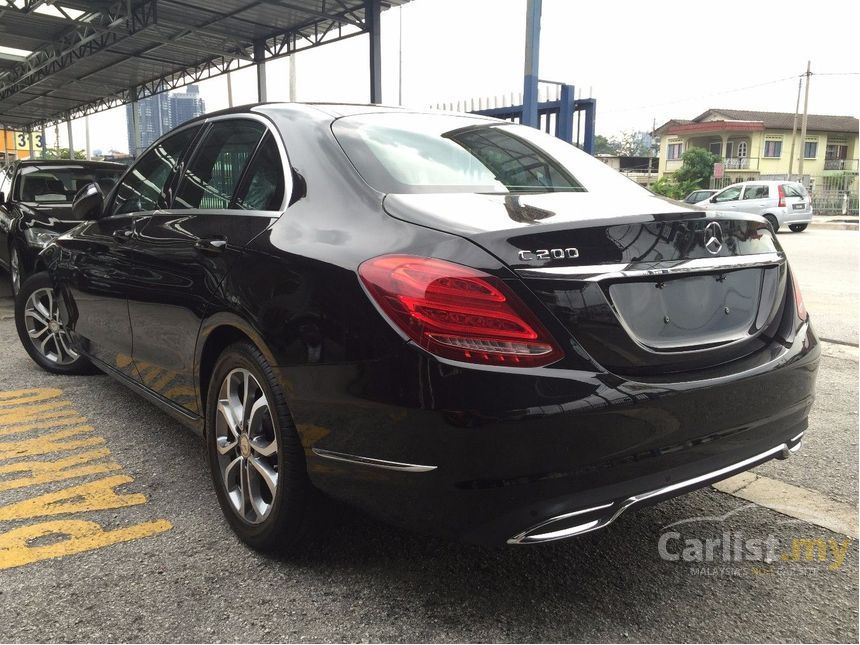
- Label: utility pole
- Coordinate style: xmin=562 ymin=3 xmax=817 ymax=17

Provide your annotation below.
xmin=398 ymin=5 xmax=403 ymax=106
xmin=797 ymin=61 xmax=812 ymax=182
xmin=787 ymin=74 xmax=802 ymax=180
xmin=647 ymin=117 xmax=655 ymax=188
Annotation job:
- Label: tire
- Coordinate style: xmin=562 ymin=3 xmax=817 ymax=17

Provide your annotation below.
xmin=764 ymin=214 xmax=779 ymax=233
xmin=9 ymin=241 xmax=24 ymax=296
xmin=15 ymin=272 xmax=97 ymax=375
xmin=205 ymin=340 xmax=312 ymax=552
xmin=789 ymin=224 xmax=808 ymax=232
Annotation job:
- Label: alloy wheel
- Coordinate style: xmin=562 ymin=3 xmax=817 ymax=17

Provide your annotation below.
xmin=23 ymin=287 xmax=78 ymax=365
xmin=10 ymin=248 xmax=20 ymax=295
xmin=214 ymin=368 xmax=279 ymax=524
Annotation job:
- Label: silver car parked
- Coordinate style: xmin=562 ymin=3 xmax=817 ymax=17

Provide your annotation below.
xmin=697 ymin=180 xmax=813 ymax=232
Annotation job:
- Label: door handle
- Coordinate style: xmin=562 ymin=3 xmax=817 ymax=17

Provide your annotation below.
xmin=194 ymin=237 xmax=228 ymax=254
xmin=112 ymin=228 xmax=133 ymax=242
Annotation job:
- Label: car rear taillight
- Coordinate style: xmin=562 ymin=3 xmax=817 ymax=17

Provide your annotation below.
xmin=359 ymin=255 xmax=563 ymax=367
xmin=778 ymin=184 xmax=786 ymax=208
xmin=790 ymin=269 xmax=807 ymax=322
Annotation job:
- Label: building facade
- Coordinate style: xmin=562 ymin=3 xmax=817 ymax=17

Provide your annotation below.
xmin=654 ymin=109 xmax=859 ymax=212
xmin=126 ymin=85 xmax=206 ymax=157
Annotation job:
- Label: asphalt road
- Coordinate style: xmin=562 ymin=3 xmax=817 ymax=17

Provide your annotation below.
xmin=0 ymin=227 xmax=857 ymax=643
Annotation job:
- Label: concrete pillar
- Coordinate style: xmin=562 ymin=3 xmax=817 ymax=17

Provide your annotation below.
xmin=130 ymin=86 xmax=140 ymax=158
xmin=367 ymin=0 xmax=381 ymax=103
xmin=27 ymin=128 xmax=34 ymax=160
xmin=67 ymin=116 xmax=74 ymax=160
xmin=254 ymin=41 xmax=267 ymax=103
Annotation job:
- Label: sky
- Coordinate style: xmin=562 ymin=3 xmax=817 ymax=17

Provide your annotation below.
xmin=50 ymin=0 xmax=860 ymax=154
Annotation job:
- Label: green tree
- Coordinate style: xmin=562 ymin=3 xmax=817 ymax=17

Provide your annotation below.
xmin=593 ymin=134 xmax=618 ymax=155
xmin=42 ymin=148 xmax=85 ymax=160
xmin=674 ymin=148 xmax=720 ymax=188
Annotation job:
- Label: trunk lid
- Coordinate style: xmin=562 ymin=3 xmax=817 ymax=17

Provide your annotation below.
xmin=384 ymin=192 xmax=787 ymax=375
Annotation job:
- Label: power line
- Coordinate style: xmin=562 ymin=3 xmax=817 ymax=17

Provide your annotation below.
xmin=601 ymin=75 xmax=799 ymax=115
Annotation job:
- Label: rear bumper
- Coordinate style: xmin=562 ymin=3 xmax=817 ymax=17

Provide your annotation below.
xmin=285 ymin=321 xmax=820 ymax=545
xmin=778 ymin=209 xmax=813 ymax=225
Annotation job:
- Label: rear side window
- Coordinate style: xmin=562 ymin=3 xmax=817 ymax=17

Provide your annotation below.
xmin=742 ymin=184 xmax=769 ymax=200
xmin=782 ymin=184 xmax=804 ymax=198
xmin=112 ymin=127 xmax=199 ymax=215
xmin=234 ymin=133 xmax=285 ymax=210
xmin=175 ymin=120 xmax=265 ymax=209
xmin=333 ymin=113 xmax=584 ymax=194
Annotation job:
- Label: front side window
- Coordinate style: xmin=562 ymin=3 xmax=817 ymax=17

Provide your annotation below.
xmin=112 ymin=127 xmax=199 ymax=215
xmin=234 ymin=133 xmax=285 ymax=211
xmin=666 ymin=143 xmax=683 ymax=160
xmin=715 ymin=186 xmax=742 ymax=202
xmin=15 ymin=166 xmax=124 ymax=203
xmin=763 ymin=140 xmax=782 ymax=158
xmin=332 ymin=113 xmax=584 ymax=194
xmin=742 ymin=184 xmax=769 ymax=200
xmin=175 ymin=120 xmax=265 ymax=209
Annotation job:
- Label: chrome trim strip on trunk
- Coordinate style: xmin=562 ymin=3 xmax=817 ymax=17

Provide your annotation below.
xmin=517 ymin=252 xmax=785 ymax=281
xmin=312 ymin=448 xmax=437 ymax=472
xmin=508 ymin=436 xmax=802 ymax=545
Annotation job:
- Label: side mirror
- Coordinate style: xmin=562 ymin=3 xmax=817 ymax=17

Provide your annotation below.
xmin=710 ymin=196 xmax=718 ymax=203
xmin=72 ymin=182 xmax=104 ymax=220
xmin=0 ymin=191 xmax=5 ymax=205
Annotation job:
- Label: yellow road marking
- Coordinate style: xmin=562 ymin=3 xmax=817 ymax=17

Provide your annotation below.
xmin=0 ymin=388 xmax=64 ymax=407
xmin=0 ymin=448 xmax=120 ymax=492
xmin=0 ymin=401 xmax=78 ymax=426
xmin=0 ymin=518 xmax=172 ymax=570
xmin=0 ymin=416 xmax=89 ymax=438
xmin=0 ymin=474 xmax=146 ymax=521
xmin=0 ymin=387 xmax=172 ymax=570
xmin=0 ymin=426 xmax=102 ymax=460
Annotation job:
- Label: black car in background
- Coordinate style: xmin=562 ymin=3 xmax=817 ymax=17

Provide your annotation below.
xmin=0 ymin=159 xmax=125 ymax=294
xmin=14 ymin=104 xmax=819 ymax=551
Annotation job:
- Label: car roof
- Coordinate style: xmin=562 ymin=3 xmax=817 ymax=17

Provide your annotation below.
xmin=16 ymin=159 xmax=125 ymax=170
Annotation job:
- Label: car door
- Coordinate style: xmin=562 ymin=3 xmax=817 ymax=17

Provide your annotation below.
xmin=125 ymin=117 xmax=287 ymax=415
xmin=708 ymin=184 xmax=743 ymax=210
xmin=739 ymin=183 xmax=770 ymax=215
xmin=0 ymin=164 xmax=16 ymax=269
xmin=57 ymin=126 xmax=200 ymax=376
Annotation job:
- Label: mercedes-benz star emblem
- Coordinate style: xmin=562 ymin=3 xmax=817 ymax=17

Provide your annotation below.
xmin=704 ymin=221 xmax=723 ymax=255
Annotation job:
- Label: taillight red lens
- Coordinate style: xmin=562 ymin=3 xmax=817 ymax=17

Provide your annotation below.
xmin=778 ymin=184 xmax=786 ymax=208
xmin=790 ymin=269 xmax=807 ymax=322
xmin=359 ymin=255 xmax=563 ymax=367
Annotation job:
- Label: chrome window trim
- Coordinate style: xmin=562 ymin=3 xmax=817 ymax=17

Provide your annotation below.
xmin=312 ymin=448 xmax=437 ymax=473
xmin=178 ymin=112 xmax=291 ymax=213
xmin=517 ymin=251 xmax=785 ymax=281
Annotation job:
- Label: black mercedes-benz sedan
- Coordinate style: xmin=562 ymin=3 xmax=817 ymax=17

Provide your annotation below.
xmin=14 ymin=104 xmax=819 ymax=550
xmin=0 ymin=159 xmax=125 ymax=294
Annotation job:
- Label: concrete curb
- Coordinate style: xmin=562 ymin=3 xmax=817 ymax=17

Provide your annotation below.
xmin=807 ymin=221 xmax=859 ymax=231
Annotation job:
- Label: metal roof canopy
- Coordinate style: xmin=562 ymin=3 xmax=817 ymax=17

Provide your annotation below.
xmin=0 ymin=0 xmax=405 ymax=131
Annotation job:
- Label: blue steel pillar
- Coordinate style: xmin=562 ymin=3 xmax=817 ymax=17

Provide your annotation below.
xmin=583 ymin=99 xmax=596 ymax=154
xmin=556 ymin=84 xmax=574 ymax=143
xmin=367 ymin=0 xmax=382 ymax=104
xmin=521 ymin=0 xmax=541 ymax=128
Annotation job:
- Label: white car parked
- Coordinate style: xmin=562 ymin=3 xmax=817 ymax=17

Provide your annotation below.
xmin=697 ymin=180 xmax=813 ymax=232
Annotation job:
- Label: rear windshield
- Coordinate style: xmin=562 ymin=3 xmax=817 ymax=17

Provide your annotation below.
xmin=332 ymin=113 xmax=599 ymax=195
xmin=16 ymin=165 xmax=123 ymax=203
